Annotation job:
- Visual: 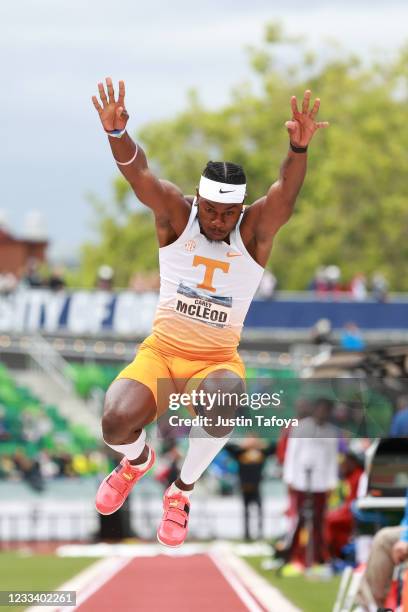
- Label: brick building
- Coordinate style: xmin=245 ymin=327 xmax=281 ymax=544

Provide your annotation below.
xmin=0 ymin=226 xmax=48 ymax=278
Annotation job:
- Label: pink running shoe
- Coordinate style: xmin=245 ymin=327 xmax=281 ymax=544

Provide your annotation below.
xmin=95 ymin=449 xmax=155 ymax=515
xmin=157 ymin=487 xmax=190 ymax=547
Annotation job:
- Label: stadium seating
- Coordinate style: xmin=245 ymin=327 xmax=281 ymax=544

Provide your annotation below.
xmin=0 ymin=363 xmax=99 ymax=470
xmin=65 ymin=363 xmax=123 ymax=399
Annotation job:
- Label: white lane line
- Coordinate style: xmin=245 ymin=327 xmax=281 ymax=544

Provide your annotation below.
xmin=57 ymin=542 xmax=209 ymax=557
xmin=60 ymin=556 xmax=132 ymax=611
xmin=213 ymin=550 xmax=301 ymax=612
xmin=26 ymin=557 xmax=132 ymax=612
xmin=209 ymin=552 xmax=264 ymax=612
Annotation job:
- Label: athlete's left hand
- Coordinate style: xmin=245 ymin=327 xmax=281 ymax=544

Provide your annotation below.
xmin=285 ymin=90 xmax=329 ymax=147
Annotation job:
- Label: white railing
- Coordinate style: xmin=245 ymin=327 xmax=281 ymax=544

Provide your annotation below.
xmin=25 ymin=333 xmax=74 ymax=394
xmin=21 ymin=333 xmax=103 ymax=422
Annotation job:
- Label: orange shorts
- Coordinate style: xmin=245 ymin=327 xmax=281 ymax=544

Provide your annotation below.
xmin=115 ymin=334 xmax=245 ymax=419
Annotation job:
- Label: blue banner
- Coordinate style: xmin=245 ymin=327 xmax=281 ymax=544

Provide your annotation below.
xmin=1 ymin=290 xmax=407 ymax=335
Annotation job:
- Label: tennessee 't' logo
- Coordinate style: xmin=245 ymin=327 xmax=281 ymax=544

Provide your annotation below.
xmin=192 ymin=255 xmax=230 ymax=292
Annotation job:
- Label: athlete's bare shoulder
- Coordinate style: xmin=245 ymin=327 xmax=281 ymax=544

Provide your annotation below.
xmin=239 ymin=196 xmax=265 ymax=243
xmin=156 ymin=179 xmax=191 ymax=218
xmin=154 ymin=182 xmax=193 ymax=247
xmin=184 ymin=195 xmax=196 ymax=205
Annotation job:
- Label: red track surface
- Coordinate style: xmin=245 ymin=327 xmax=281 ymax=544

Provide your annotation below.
xmin=75 ymin=554 xmax=260 ymax=611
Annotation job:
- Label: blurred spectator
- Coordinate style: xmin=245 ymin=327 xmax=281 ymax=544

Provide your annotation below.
xmin=225 ymin=434 xmax=275 ymax=541
xmin=310 ymin=318 xmax=333 ymax=345
xmin=350 ymin=273 xmax=367 ymax=301
xmin=71 ymin=453 xmax=91 ymax=476
xmin=0 ymin=272 xmax=18 ymax=295
xmin=255 ymin=269 xmax=277 ymax=300
xmin=48 ymin=266 xmax=66 ymax=291
xmin=0 ymin=406 xmax=11 ymax=440
xmin=276 ymin=398 xmax=312 ymax=466
xmin=0 ymin=421 xmax=10 ymax=441
xmin=277 ymin=398 xmax=312 ymax=532
xmin=129 ymin=272 xmax=146 ymax=292
xmin=331 ymin=402 xmax=359 ymax=440
xmin=155 ymin=441 xmax=182 ymax=489
xmin=389 ymin=395 xmax=408 ymax=437
xmin=325 ymin=265 xmax=342 ymax=293
xmin=148 ymin=271 xmax=160 ymax=291
xmin=96 ymin=264 xmax=114 ymax=290
xmin=340 ymin=322 xmax=366 ymax=351
xmin=0 ymin=449 xmax=107 ymax=481
xmin=371 ymin=271 xmax=388 ymax=302
xmin=309 ymin=265 xmax=342 ymax=296
xmin=21 ymin=258 xmax=44 ymax=288
xmin=283 ymin=398 xmax=338 ymax=566
xmin=308 ymin=266 xmax=328 ymax=292
xmin=325 ymin=451 xmax=364 ymax=559
xmin=355 ymin=488 xmax=408 ymax=611
xmin=87 ymin=450 xmax=109 ymax=476
xmin=21 ymin=409 xmax=52 ymax=443
xmin=129 ymin=271 xmax=160 ymax=292
xmin=208 ymin=448 xmax=237 ymax=495
xmin=37 ymin=451 xmax=60 ymax=479
xmin=0 ymin=454 xmax=18 ymax=479
xmin=13 ymin=450 xmax=45 ymax=492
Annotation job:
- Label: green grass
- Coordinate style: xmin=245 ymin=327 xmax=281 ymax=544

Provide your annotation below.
xmin=244 ymin=557 xmax=341 ymax=612
xmin=0 ymin=553 xmax=97 ymax=612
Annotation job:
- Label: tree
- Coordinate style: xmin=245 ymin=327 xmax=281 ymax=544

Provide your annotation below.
xmin=77 ymin=24 xmax=408 ymax=290
xmin=73 ymin=183 xmax=158 ymax=288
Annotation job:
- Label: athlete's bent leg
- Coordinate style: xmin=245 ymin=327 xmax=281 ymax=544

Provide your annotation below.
xmin=102 ymin=378 xmax=157 ymax=464
xmin=177 ymin=369 xmax=244 ymax=491
xmin=96 ymin=379 xmax=157 ymax=515
xmin=157 ymin=370 xmax=244 ymax=547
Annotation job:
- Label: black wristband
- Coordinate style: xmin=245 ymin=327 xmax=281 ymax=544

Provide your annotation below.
xmin=290 ymin=142 xmax=308 ymax=153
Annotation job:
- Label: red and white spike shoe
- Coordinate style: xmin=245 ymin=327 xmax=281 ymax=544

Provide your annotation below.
xmin=95 ymin=449 xmax=155 ymax=515
xmin=157 ymin=486 xmax=191 ymax=547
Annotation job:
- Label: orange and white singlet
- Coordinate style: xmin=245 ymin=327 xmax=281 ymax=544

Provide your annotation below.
xmin=152 ymin=201 xmax=264 ymax=361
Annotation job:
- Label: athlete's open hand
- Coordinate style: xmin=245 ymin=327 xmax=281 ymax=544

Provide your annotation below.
xmin=285 ymin=90 xmax=329 ymax=148
xmin=92 ymin=77 xmax=129 ymax=132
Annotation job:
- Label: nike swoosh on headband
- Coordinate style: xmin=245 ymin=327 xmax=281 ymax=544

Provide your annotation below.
xmin=219 ymin=189 xmax=235 ymax=193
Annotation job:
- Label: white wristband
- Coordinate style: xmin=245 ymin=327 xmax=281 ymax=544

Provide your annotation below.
xmin=107 ymin=128 xmax=126 ymax=139
xmin=114 ymin=144 xmax=138 ymax=166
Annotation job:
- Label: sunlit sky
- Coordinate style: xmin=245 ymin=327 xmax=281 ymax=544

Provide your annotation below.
xmin=1 ymin=0 xmax=405 ymax=262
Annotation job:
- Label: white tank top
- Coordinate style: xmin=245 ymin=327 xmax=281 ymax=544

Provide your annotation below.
xmin=152 ymin=200 xmax=264 ymax=360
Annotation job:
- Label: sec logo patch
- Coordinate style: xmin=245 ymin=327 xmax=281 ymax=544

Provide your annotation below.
xmin=184 ymin=240 xmax=196 ymax=252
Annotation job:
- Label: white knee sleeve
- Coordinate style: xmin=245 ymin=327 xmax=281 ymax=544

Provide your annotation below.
xmin=179 ymin=425 xmax=231 ymax=485
xmin=104 ymin=429 xmax=147 ymax=460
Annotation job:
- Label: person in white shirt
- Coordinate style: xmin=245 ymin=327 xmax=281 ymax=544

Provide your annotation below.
xmin=283 ymin=397 xmax=338 ymax=565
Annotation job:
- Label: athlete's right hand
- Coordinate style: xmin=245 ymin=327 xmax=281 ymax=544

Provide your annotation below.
xmin=92 ymin=77 xmax=129 ymax=132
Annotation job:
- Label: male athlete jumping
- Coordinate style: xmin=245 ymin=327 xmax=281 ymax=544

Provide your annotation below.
xmin=92 ymin=77 xmax=328 ymax=547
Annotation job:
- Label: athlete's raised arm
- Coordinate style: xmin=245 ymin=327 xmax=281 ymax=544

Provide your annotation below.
xmin=92 ymin=78 xmax=190 ymax=227
xmin=241 ymin=90 xmax=329 ymax=266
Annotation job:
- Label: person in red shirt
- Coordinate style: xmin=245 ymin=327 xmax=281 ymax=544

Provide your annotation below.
xmin=326 ymin=451 xmax=364 ymax=558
